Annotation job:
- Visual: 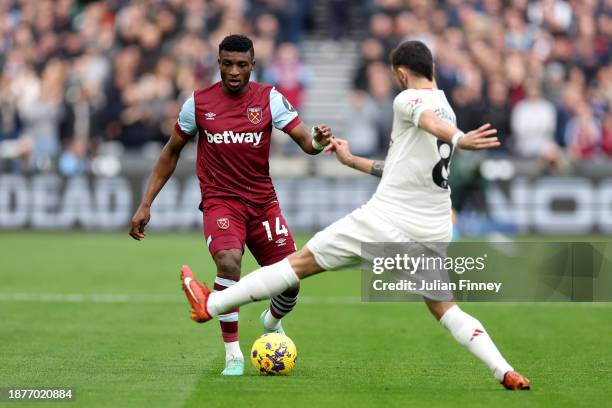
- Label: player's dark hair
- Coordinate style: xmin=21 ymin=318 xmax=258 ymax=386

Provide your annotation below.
xmin=219 ymin=34 xmax=254 ymax=58
xmin=390 ymin=41 xmax=433 ymax=81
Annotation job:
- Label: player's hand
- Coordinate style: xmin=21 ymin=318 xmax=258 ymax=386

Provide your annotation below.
xmin=326 ymin=138 xmax=355 ymax=167
xmin=458 ymin=123 xmax=500 ymax=150
xmin=129 ymin=204 xmax=151 ymax=240
xmin=313 ymin=124 xmax=333 ymax=147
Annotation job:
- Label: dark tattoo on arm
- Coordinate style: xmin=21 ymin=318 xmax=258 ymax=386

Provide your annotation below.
xmin=371 ymin=160 xmax=384 ymax=177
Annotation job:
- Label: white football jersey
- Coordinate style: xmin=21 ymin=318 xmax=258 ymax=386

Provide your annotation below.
xmin=364 ymin=88 xmax=457 ymax=241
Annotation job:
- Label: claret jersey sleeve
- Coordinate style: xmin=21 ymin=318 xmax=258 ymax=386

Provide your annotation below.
xmin=269 ymin=87 xmax=300 ymax=133
xmin=394 ymin=90 xmax=435 ymax=128
xmin=175 ymin=93 xmax=197 ymax=139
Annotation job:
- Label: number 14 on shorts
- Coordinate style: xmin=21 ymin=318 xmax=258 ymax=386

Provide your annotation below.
xmin=262 ymin=217 xmax=289 ymax=241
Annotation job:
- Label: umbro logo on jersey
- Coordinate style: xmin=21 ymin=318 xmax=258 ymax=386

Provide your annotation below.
xmin=204 ymin=129 xmax=263 ymax=145
xmin=205 ymin=112 xmax=216 ymax=120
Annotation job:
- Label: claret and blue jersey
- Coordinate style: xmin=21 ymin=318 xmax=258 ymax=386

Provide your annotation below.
xmin=174 ymin=81 xmax=301 ymax=207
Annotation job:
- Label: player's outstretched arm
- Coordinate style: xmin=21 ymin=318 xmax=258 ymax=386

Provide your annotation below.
xmin=129 ymin=129 xmax=188 ymax=240
xmin=418 ymin=110 xmax=500 ymax=151
xmin=327 ymin=138 xmax=384 ymax=177
xmin=287 ymin=122 xmax=333 ymax=155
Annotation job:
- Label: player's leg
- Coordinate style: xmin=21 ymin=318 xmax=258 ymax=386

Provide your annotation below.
xmin=424 ymin=299 xmax=530 ymax=390
xmin=212 ymin=249 xmax=244 ymax=374
xmin=202 ymin=207 xmax=376 ymax=316
xmin=246 ymin=202 xmax=300 ymax=333
xmin=205 ymin=246 xmax=322 ymax=317
xmin=262 ymin=285 xmax=299 ymax=333
xmin=183 ymin=207 xmax=384 ymax=318
xmin=261 ymin=285 xmax=299 ymax=334
xmin=183 ymin=205 xmax=383 ymax=321
xmin=201 ymin=198 xmax=248 ymax=375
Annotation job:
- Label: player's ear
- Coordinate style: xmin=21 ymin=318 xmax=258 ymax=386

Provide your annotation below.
xmin=398 ymin=67 xmax=410 ymax=87
xmin=252 ymin=59 xmax=256 ymax=69
xmin=391 ymin=66 xmax=405 ymax=87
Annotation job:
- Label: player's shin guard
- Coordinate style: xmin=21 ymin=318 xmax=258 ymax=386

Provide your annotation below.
xmin=214 ymin=277 xmax=242 ymax=361
xmin=440 ymin=305 xmax=513 ymax=382
xmin=207 ymin=258 xmax=299 ymax=317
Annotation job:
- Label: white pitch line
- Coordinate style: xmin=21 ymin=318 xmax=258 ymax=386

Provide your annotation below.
xmin=0 ymin=292 xmax=362 ymax=305
xmin=0 ymin=292 xmax=610 ymax=307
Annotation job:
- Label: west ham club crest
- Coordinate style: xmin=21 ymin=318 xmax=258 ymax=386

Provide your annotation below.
xmin=247 ymin=106 xmax=262 ymax=124
xmin=217 ymin=218 xmax=230 ymax=230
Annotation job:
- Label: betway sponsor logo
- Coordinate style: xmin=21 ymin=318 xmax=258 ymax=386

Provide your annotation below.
xmin=204 ymin=129 xmax=263 ymax=145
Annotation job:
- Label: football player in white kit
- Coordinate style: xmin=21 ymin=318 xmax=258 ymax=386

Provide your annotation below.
xmin=180 ymin=41 xmax=530 ymax=390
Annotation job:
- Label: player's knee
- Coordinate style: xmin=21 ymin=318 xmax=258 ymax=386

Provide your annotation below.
xmin=214 ymin=250 xmax=242 ymax=280
xmin=425 ymin=299 xmax=456 ymax=321
xmin=287 ymin=247 xmax=323 ymax=279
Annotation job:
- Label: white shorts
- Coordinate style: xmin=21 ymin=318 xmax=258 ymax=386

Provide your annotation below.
xmin=306 ymin=206 xmax=412 ymax=270
xmin=306 ymin=206 xmax=453 ymax=301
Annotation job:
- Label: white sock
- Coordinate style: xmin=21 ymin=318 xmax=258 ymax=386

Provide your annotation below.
xmin=223 ymin=341 xmax=243 ymax=362
xmin=440 ymin=305 xmax=513 ymax=382
xmin=263 ymin=309 xmax=281 ymax=330
xmin=207 ymin=258 xmax=299 ymax=317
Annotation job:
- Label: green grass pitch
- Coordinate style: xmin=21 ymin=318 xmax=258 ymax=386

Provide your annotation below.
xmin=1 ymin=232 xmax=611 ymax=407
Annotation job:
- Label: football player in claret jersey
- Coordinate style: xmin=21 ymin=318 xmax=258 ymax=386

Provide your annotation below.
xmin=180 ymin=41 xmax=531 ymax=390
xmin=129 ymin=34 xmax=333 ymax=376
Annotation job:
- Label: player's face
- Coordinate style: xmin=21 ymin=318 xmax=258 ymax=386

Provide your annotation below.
xmin=219 ymin=50 xmax=255 ymax=95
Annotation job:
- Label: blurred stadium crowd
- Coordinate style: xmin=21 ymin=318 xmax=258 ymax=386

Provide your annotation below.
xmin=0 ymin=0 xmax=610 ymax=175
xmin=348 ymin=0 xmax=611 ymax=167
xmin=0 ymin=0 xmax=313 ymax=174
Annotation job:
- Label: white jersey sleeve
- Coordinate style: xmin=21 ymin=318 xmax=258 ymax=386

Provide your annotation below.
xmin=177 ymin=93 xmax=197 ymax=137
xmin=269 ymin=87 xmax=299 ymax=131
xmin=394 ymin=91 xmax=436 ymax=127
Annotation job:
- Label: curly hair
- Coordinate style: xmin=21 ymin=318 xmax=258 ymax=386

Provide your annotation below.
xmin=219 ymin=34 xmax=254 ymax=57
